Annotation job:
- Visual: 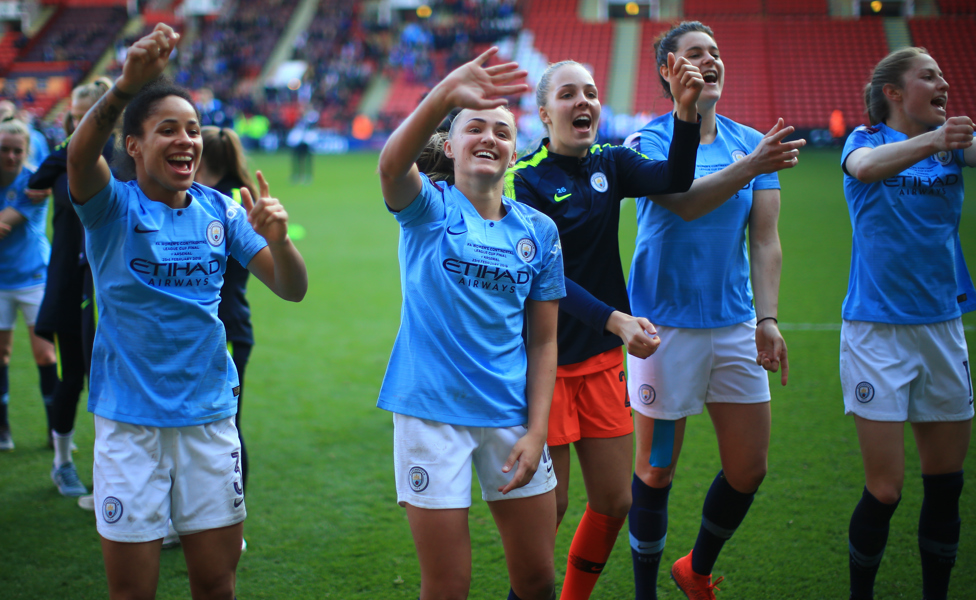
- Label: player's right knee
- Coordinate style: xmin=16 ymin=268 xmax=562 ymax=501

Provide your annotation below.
xmin=866 ymin=482 xmax=903 ymax=506
xmin=636 ymin=464 xmax=675 ymax=489
xmin=511 ymin=569 xmax=555 ymax=600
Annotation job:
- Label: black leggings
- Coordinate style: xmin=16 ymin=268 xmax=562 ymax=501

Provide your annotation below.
xmin=231 ymin=341 xmax=253 ymax=492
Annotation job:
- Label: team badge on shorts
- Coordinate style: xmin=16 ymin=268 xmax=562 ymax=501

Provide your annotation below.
xmin=517 ymin=238 xmax=537 ymax=262
xmin=731 ymin=149 xmax=747 ymax=162
xmin=934 ymin=150 xmax=953 ymax=166
xmin=590 ymin=172 xmax=609 ymax=192
xmin=638 ymin=384 xmax=656 ymax=406
xmin=102 ymin=496 xmax=123 ymax=523
xmin=6 ymin=190 xmax=15 ymax=202
xmin=206 ymin=220 xmax=224 ymax=246
xmin=408 ymin=466 xmax=430 ymax=493
xmin=855 ymin=382 xmax=875 ymax=403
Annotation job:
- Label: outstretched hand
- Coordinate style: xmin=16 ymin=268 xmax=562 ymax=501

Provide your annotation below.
xmin=240 ymin=171 xmax=289 ymax=244
xmin=440 ymin=47 xmax=529 ymax=111
xmin=934 ymin=116 xmax=974 ymax=152
xmin=756 ymin=320 xmax=788 ymax=386
xmin=118 ymin=23 xmax=180 ymax=94
xmin=747 ymin=118 xmax=807 ymax=175
xmin=666 ymin=52 xmax=703 ymax=120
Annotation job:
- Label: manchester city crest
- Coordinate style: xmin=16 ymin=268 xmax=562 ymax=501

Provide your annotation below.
xmin=408 ymin=466 xmax=429 ymax=492
xmin=638 ymin=384 xmax=656 ymax=406
xmin=102 ymin=496 xmax=123 ymax=523
xmin=517 ymin=238 xmax=537 ymax=262
xmin=206 ymin=220 xmax=225 ymax=246
xmin=590 ymin=172 xmax=609 ymax=192
xmin=732 ymin=149 xmax=747 ymax=162
xmin=855 ymin=381 xmax=875 ymax=403
xmin=934 ymin=150 xmax=953 ymax=166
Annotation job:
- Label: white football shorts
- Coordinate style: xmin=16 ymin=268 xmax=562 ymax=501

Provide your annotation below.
xmin=840 ymin=318 xmax=974 ymax=422
xmin=93 ymin=415 xmax=246 ymax=543
xmin=627 ymin=320 xmax=771 ymax=420
xmin=0 ymin=284 xmax=44 ymax=329
xmin=393 ymin=413 xmax=557 ymax=509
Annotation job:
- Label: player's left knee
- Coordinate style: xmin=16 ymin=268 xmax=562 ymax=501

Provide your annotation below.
xmin=726 ymin=463 xmax=767 ymax=494
xmin=511 ymin=569 xmax=555 ymax=600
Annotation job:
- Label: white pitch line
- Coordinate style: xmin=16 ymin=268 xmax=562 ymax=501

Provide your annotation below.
xmin=780 ymin=323 xmax=975 ymax=332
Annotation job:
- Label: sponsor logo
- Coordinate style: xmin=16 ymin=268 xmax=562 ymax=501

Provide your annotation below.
xmin=554 ymin=192 xmax=571 ymax=202
xmin=881 ymin=174 xmax=959 ymax=197
xmin=517 ymin=238 xmax=537 ymax=262
xmin=638 ymin=384 xmax=656 ymax=406
xmin=855 ymin=381 xmax=875 ymax=403
xmin=590 ymin=172 xmax=609 ymax=193
xmin=102 ymin=496 xmax=123 ymax=523
xmin=234 ymin=497 xmax=245 ymax=508
xmin=447 ymin=220 xmax=466 ymax=235
xmin=732 ymin=149 xmax=747 ymax=161
xmin=934 ymin=150 xmax=953 ymax=166
xmin=206 ymin=220 xmax=224 ymax=246
xmin=409 ymin=466 xmax=429 ymax=492
xmin=134 ymin=224 xmax=160 ymax=234
xmin=443 ymin=258 xmax=528 ymax=294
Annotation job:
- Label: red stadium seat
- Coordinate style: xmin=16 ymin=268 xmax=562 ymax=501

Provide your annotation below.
xmin=908 ymin=17 xmax=976 ymax=119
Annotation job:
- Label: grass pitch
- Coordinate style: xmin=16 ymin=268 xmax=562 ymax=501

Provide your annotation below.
xmin=0 ymin=148 xmax=973 ymax=599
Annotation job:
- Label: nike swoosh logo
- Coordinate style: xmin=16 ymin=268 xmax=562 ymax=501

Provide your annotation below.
xmin=554 ymin=193 xmax=571 ymax=202
xmin=447 ymin=223 xmax=466 ymax=235
xmin=234 ymin=497 xmax=244 ymax=508
xmin=134 ymin=225 xmax=159 ymax=233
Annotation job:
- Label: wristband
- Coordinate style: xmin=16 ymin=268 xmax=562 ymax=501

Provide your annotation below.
xmin=110 ymin=85 xmax=136 ymax=101
xmin=756 ymin=316 xmax=778 ymax=327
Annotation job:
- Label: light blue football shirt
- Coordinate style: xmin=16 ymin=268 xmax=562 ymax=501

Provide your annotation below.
xmin=377 ymin=175 xmax=565 ymax=427
xmin=842 ymin=123 xmax=975 ymax=323
xmin=0 ymin=167 xmax=49 ymax=290
xmin=74 ymin=178 xmax=267 ymax=427
xmin=629 ymin=114 xmax=780 ymax=328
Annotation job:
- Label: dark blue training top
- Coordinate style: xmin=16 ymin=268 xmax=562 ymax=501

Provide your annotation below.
xmin=214 ymin=175 xmax=255 ymax=345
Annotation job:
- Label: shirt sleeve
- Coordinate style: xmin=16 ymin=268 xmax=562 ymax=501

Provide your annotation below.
xmin=222 ymin=191 xmax=268 ymax=268
xmin=561 ymin=276 xmax=615 ymax=334
xmin=72 ymin=176 xmax=127 ymax=230
xmin=390 ymin=173 xmax=446 ymax=229
xmin=528 ymin=213 xmax=566 ymax=302
xmin=617 ymin=114 xmax=701 ymax=198
xmin=842 ymin=126 xmax=881 ymax=176
xmin=28 ymin=143 xmax=67 ymax=190
xmin=8 ymin=177 xmax=46 ymax=223
xmin=638 ymin=127 xmax=670 ymax=162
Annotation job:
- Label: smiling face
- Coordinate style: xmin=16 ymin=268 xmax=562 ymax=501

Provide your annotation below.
xmin=444 ymin=107 xmax=517 ymax=182
xmin=0 ymin=132 xmax=27 ymax=176
xmin=665 ymin=30 xmax=723 ymax=111
xmin=539 ymin=63 xmax=601 ymax=157
xmin=126 ymin=95 xmax=202 ymax=201
xmin=890 ymin=54 xmax=949 ymax=131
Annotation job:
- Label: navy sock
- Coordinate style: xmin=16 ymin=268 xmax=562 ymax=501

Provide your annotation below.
xmin=0 ymin=363 xmax=8 ymax=426
xmin=507 ymin=590 xmax=521 ymax=600
xmin=38 ymin=363 xmax=58 ymax=432
xmin=849 ymin=487 xmax=900 ymax=600
xmin=691 ymin=471 xmax=755 ymax=576
xmin=629 ymin=474 xmax=670 ymax=599
xmin=919 ymin=471 xmax=963 ymax=600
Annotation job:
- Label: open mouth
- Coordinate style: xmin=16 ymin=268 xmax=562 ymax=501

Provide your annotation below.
xmin=474 ymin=150 xmax=498 ymax=160
xmin=573 ymin=115 xmax=592 ymax=132
xmin=167 ymin=154 xmax=194 ymax=175
xmin=932 ymin=96 xmax=947 ymax=110
xmin=703 ymin=71 xmax=719 ymax=84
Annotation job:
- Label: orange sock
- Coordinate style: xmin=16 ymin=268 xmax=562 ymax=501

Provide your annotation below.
xmin=559 ymin=504 xmax=626 ymax=600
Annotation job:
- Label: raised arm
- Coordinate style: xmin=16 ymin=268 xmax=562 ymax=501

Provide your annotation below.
xmin=499 ymin=297 xmax=558 ymax=494
xmin=749 ymin=188 xmax=788 ymax=386
xmin=650 ymin=119 xmax=805 ymax=222
xmin=67 ymin=24 xmax=178 ymax=203
xmin=845 ymin=116 xmax=974 ymax=183
xmin=241 ymin=171 xmax=307 ymax=302
xmin=378 ymin=47 xmax=527 ymax=211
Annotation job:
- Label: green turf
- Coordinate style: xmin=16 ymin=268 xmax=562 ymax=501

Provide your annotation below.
xmin=0 ymin=148 xmax=973 ymax=599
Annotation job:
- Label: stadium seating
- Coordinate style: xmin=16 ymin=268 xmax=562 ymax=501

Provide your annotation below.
xmin=523 ymin=0 xmax=614 ymax=96
xmin=908 ymin=17 xmax=976 ymax=119
xmin=936 ymin=0 xmax=976 ymax=14
xmin=763 ymin=0 xmax=828 ymax=15
xmin=684 ymin=0 xmax=763 ymax=15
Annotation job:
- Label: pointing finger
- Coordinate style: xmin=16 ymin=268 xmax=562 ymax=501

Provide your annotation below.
xmin=239 ymin=186 xmax=254 ymax=214
xmin=667 ymin=52 xmax=676 ymax=75
xmin=256 ymin=170 xmax=270 ymax=198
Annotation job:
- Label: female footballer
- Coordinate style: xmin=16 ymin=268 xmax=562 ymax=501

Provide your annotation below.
xmin=625 ymin=21 xmax=803 ymax=600
xmin=841 ymin=47 xmax=973 ymax=600
xmin=30 ymin=78 xmax=114 ymax=496
xmin=67 ymin=24 xmax=306 ymax=600
xmin=377 ymin=48 xmax=564 ymax=600
xmin=0 ymin=118 xmax=56 ymax=452
xmin=504 ymin=56 xmax=707 ymax=599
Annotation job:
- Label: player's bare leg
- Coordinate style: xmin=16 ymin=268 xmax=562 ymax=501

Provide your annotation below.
xmin=549 ymin=443 xmax=571 ymax=526
xmin=100 ymin=537 xmax=162 ymax=600
xmin=490 ymin=491 xmax=557 ymax=600
xmin=181 ymin=522 xmax=244 ymax=600
xmin=406 ymin=504 xmax=472 ymax=599
xmin=709 ymin=402 xmax=770 ymax=494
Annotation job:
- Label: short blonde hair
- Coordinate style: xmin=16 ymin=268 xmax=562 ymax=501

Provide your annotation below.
xmin=0 ymin=118 xmax=31 ymax=153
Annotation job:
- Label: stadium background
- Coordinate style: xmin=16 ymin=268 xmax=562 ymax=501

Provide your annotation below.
xmin=0 ymin=0 xmax=974 ymax=598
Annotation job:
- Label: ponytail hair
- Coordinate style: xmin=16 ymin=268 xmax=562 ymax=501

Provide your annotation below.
xmin=200 ymin=126 xmax=257 ymax=200
xmin=416 ymin=131 xmax=454 ymax=185
xmin=864 ymin=47 xmax=929 ymax=125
